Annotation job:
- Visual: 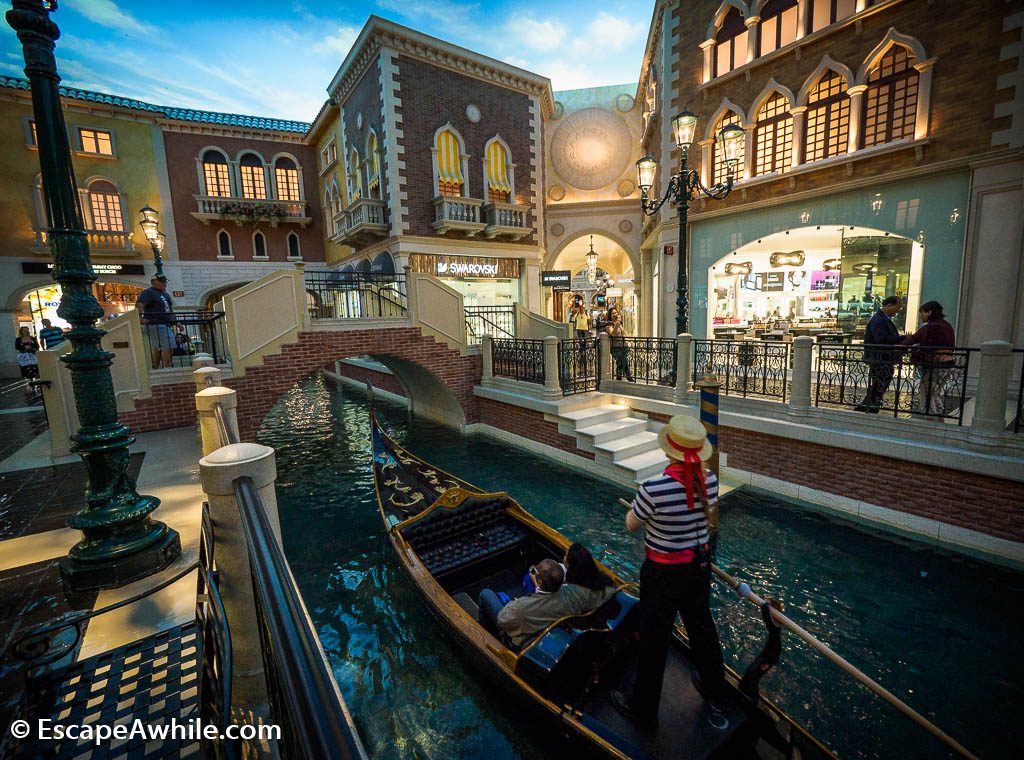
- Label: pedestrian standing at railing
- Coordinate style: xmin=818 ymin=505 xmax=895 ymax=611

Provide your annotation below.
xmin=855 ymin=295 xmax=903 ymax=413
xmin=570 ymin=302 xmax=590 ymax=339
xmin=136 ymin=274 xmax=175 ymax=370
xmin=902 ymin=300 xmax=956 ymax=417
xmin=607 ymin=308 xmax=634 ymax=382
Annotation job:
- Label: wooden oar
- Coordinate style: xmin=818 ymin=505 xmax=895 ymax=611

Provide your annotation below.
xmin=616 ymin=497 xmax=978 ymax=760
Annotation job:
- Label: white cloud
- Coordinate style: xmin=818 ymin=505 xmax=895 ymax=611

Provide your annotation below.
xmin=509 ymin=17 xmax=566 ymax=51
xmin=538 ymin=58 xmax=601 ymax=91
xmin=68 ymin=0 xmax=156 ymax=38
xmin=313 ymin=24 xmax=360 ymax=57
xmin=567 ymin=11 xmax=646 ymax=56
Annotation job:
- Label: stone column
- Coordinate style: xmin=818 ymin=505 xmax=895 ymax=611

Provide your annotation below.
xmin=193 ymin=365 xmax=222 ymax=392
xmin=971 ymin=341 xmax=1013 ymax=433
xmin=673 ymin=333 xmax=692 ymax=404
xmin=404 ymin=264 xmax=418 ymax=325
xmin=543 ymin=335 xmax=561 ymax=399
xmin=195 ymin=386 xmax=239 ymax=456
xmin=699 ymin=39 xmax=715 ymax=83
xmin=789 ymin=336 xmax=814 ymax=410
xmin=198 ymin=442 xmax=282 ymax=717
xmin=744 ymin=17 xmax=760 ymax=66
xmin=790 ymin=107 xmax=808 ymax=167
xmin=847 ymin=85 xmax=868 ymax=154
xmin=598 ymin=332 xmax=612 ymax=384
xmin=481 ymin=335 xmax=494 ymax=382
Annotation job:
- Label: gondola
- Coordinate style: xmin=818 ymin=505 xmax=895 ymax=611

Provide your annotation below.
xmin=370 ymin=409 xmax=836 ymax=759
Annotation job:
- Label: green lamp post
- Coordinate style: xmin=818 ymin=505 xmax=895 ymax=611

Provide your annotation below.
xmin=7 ymin=0 xmax=180 ymax=590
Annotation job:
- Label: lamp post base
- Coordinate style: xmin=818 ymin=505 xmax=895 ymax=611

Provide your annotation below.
xmin=60 ymin=526 xmax=181 ymax=592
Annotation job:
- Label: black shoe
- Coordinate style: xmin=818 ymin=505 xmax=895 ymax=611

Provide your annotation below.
xmin=853 ymin=403 xmax=870 ymax=412
xmin=705 ymin=702 xmax=730 ymax=731
xmin=611 ymin=690 xmax=657 ymax=724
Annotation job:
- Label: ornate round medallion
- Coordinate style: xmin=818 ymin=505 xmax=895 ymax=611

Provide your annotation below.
xmin=616 ymin=93 xmax=635 ymax=112
xmin=552 ymin=102 xmax=565 ymax=119
xmin=551 ymin=222 xmax=565 ymax=237
xmin=466 ymin=104 xmax=481 ymax=123
xmin=548 ymin=185 xmax=566 ymax=201
xmin=356 ymin=112 xmax=363 ymax=130
xmin=617 ymin=179 xmax=636 ymax=198
xmin=551 ymin=108 xmax=633 ymax=191
xmin=618 ymin=219 xmax=633 ymax=233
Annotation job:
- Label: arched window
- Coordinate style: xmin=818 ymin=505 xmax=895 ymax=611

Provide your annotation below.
xmin=87 ymin=180 xmax=124 ymax=231
xmin=863 ymin=46 xmax=919 ymax=148
xmin=754 ymin=92 xmax=793 ymax=175
xmin=485 ymin=138 xmax=512 ymax=203
xmin=712 ymin=111 xmax=745 ymax=185
xmin=287 ymin=232 xmax=301 ymax=260
xmin=714 ymin=8 xmax=747 ymax=77
xmin=253 ymin=230 xmax=267 ymax=259
xmin=202 ymin=150 xmax=231 ymax=197
xmin=759 ymin=0 xmax=798 ymax=56
xmin=809 ymin=0 xmax=856 ymax=34
xmin=347 ymin=148 xmax=362 ymax=201
xmin=805 ymin=70 xmax=850 ymax=162
xmin=274 ymin=157 xmax=300 ymax=201
xmin=365 ymin=133 xmax=381 ymax=199
xmin=239 ymin=154 xmax=266 ymax=199
xmin=217 ymin=230 xmax=232 ymax=259
xmin=434 ymin=127 xmax=465 ymax=196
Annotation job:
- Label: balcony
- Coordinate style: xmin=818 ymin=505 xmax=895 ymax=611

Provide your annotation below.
xmin=341 ymin=197 xmax=388 ymax=245
xmin=432 ymin=195 xmax=485 ymax=237
xmin=32 ymin=228 xmax=138 ymax=255
xmin=482 ymin=201 xmax=529 ymax=240
xmin=192 ymin=196 xmax=311 ymax=227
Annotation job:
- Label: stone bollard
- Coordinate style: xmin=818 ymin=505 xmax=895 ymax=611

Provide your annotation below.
xmin=598 ymin=332 xmax=612 ymax=384
xmin=543 ymin=335 xmax=561 ymax=399
xmin=193 ymin=365 xmax=222 ymax=392
xmin=673 ymin=333 xmax=692 ymax=404
xmin=192 ymin=355 xmax=215 ymax=369
xmin=788 ymin=336 xmax=814 ymax=410
xmin=971 ymin=340 xmax=1013 ymax=433
xmin=195 ymin=387 xmax=240 ymax=456
xmin=481 ymin=334 xmax=494 ymax=382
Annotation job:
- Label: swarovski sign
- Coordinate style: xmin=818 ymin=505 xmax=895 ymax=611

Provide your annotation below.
xmin=437 ymin=261 xmax=498 ymax=276
xmin=409 ymin=253 xmax=521 ymax=279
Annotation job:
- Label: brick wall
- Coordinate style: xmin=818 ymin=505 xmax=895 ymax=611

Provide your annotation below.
xmin=394 ymin=55 xmax=536 ymax=242
xmin=478 ymin=398 xmax=594 ymax=460
xmin=331 ymin=362 xmax=406 ymax=398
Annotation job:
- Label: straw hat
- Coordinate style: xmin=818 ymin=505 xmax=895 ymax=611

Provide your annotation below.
xmin=657 ymin=414 xmax=712 ymax=462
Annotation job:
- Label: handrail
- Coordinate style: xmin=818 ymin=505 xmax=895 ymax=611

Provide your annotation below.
xmin=616 ymin=499 xmax=977 ymax=759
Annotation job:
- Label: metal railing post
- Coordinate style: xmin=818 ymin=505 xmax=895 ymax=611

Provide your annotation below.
xmin=789 ymin=336 xmax=814 ymax=411
xmin=971 ymin=340 xmax=1013 ymax=434
xmin=674 ymin=333 xmax=692 ymax=404
xmin=481 ymin=335 xmax=494 ymax=382
xmin=195 ymin=388 xmax=239 ymax=457
xmin=543 ymin=335 xmax=561 ymax=399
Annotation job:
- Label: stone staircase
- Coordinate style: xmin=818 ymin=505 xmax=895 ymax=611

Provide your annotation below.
xmin=546 ymin=394 xmax=668 ymax=484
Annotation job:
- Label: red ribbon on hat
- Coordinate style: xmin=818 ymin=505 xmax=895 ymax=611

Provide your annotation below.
xmin=663 ymin=435 xmax=709 ymax=513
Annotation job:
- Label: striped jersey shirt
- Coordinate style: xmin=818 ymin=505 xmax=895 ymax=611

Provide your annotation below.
xmin=631 ymin=470 xmax=718 ymax=553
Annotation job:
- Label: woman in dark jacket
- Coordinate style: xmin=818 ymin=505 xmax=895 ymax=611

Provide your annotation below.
xmin=901 ymin=300 xmax=956 ymax=416
xmin=14 ymin=326 xmax=39 ymax=381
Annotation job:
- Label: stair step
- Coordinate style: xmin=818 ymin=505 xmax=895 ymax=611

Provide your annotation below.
xmin=560 ymin=404 xmax=631 ymax=428
xmin=594 ymin=431 xmax=659 ymax=462
xmin=576 ymin=417 xmax=647 ymax=444
xmin=616 ymin=449 xmax=669 ymax=483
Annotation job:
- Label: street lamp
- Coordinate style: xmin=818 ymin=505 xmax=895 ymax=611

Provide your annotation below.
xmin=638 ymin=110 xmax=744 ymax=335
xmin=7 ymin=0 xmax=179 ymax=590
xmin=138 ymin=204 xmax=164 ymax=277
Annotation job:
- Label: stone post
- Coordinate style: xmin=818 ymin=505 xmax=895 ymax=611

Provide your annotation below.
xmin=598 ymin=332 xmax=612 ymax=385
xmin=192 ymin=355 xmax=215 ymax=369
xmin=789 ymin=336 xmax=814 ymax=410
xmin=481 ymin=334 xmax=494 ymax=382
xmin=198 ymin=442 xmax=282 ymax=717
xmin=404 ymin=265 xmax=418 ymax=326
xmin=193 ymin=365 xmax=222 ymax=392
xmin=195 ymin=387 xmax=239 ymax=456
xmin=673 ymin=333 xmax=692 ymax=404
xmin=971 ymin=341 xmax=1013 ymax=433
xmin=543 ymin=335 xmax=561 ymax=399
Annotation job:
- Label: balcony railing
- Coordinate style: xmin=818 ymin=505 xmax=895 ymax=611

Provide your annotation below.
xmin=492 ymin=338 xmax=545 ymax=384
xmin=305 ymin=272 xmax=407 ymax=319
xmin=141 ymin=310 xmax=230 ymax=369
xmin=432 ymin=195 xmax=485 ymax=236
xmin=193 ymin=196 xmax=310 ymax=226
xmin=342 ymin=197 xmax=388 ymax=243
xmin=465 ymin=306 xmax=515 ymax=344
xmin=482 ymin=201 xmax=528 ymax=240
xmin=560 ymin=338 xmax=600 ymax=395
xmin=33 ymin=228 xmax=137 ymax=254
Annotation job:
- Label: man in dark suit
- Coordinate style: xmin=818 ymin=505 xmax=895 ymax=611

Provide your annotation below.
xmin=856 ymin=295 xmax=903 ymax=412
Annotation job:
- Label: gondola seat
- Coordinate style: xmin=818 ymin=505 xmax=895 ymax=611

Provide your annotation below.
xmin=401 ymin=496 xmax=529 ymax=576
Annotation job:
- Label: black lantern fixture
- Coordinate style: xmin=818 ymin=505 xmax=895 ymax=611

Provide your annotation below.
xmin=637 ymin=110 xmax=744 ymax=335
xmin=138 ymin=204 xmax=164 ymax=277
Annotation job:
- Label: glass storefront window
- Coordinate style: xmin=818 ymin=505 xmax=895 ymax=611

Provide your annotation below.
xmin=837 ymin=236 xmax=913 ymax=333
xmin=445 ymin=278 xmax=519 ymax=307
xmin=20 ymin=282 xmax=143 ymax=335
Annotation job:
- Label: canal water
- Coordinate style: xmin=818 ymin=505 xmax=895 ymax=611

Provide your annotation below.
xmin=259 ymin=374 xmax=1022 ymax=759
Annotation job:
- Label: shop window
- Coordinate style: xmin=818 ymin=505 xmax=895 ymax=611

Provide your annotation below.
xmin=759 ymin=0 xmax=798 ymax=57
xmin=366 ymin=132 xmax=382 ymax=199
xmin=712 ymin=110 xmax=745 ymax=185
xmin=809 ymin=0 xmax=857 ymax=34
xmin=714 ymin=8 xmax=747 ymax=77
xmin=434 ymin=127 xmax=465 ymax=197
xmin=274 ymin=157 xmax=301 ymax=201
xmin=87 ymin=180 xmax=124 ymax=231
xmin=253 ymin=230 xmax=267 ymax=259
xmin=485 ymin=138 xmax=512 ymax=203
xmin=239 ymin=153 xmax=267 ymax=199
xmin=202 ymin=150 xmax=231 ymax=197
xmin=863 ymin=46 xmax=919 ymax=148
xmin=754 ymin=92 xmax=793 ymax=176
xmin=78 ymin=127 xmax=113 ymax=156
xmin=217 ymin=230 xmax=233 ymax=259
xmin=287 ymin=232 xmax=302 ymax=260
xmin=805 ymin=70 xmax=850 ymax=162
xmin=347 ymin=148 xmax=362 ymax=201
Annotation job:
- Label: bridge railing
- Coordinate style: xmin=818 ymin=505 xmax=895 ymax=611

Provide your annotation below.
xmin=559 ymin=338 xmax=600 ymax=395
xmin=692 ymin=339 xmax=791 ymax=402
xmin=305 ymin=271 xmax=408 ymax=320
xmin=141 ymin=310 xmax=230 ymax=368
xmin=491 ymin=338 xmax=545 ymax=383
xmin=465 ymin=306 xmax=515 ymax=344
xmin=617 ymin=336 xmax=676 ymax=386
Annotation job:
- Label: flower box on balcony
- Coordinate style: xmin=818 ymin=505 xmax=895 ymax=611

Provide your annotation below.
xmin=482 ymin=201 xmax=529 ymax=241
xmin=432 ymin=195 xmax=485 ymax=237
xmin=32 ymin=228 xmax=139 ymax=256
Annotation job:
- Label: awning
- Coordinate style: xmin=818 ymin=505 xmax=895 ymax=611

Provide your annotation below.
xmin=486 ymin=141 xmax=511 ymax=193
xmin=435 ymin=129 xmax=464 ymax=185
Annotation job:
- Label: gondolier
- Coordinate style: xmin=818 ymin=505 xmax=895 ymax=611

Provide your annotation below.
xmin=613 ymin=414 xmax=729 ymax=730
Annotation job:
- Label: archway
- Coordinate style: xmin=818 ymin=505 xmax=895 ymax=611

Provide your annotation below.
xmin=707 ymin=225 xmax=923 ymax=339
xmin=545 ymin=233 xmax=637 ymax=333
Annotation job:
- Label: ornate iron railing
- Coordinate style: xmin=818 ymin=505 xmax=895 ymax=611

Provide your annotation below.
xmin=559 ymin=338 xmax=599 ymax=395
xmin=616 ymin=337 xmax=676 ymax=386
xmin=492 ymin=338 xmax=544 ymax=383
xmin=141 ymin=310 xmax=229 ymax=368
xmin=692 ymin=339 xmax=790 ymax=400
xmin=466 ymin=306 xmax=515 ymax=343
xmin=814 ymin=344 xmax=974 ymax=424
xmin=1012 ymin=349 xmax=1023 ymax=433
xmin=305 ymin=271 xmax=407 ymax=319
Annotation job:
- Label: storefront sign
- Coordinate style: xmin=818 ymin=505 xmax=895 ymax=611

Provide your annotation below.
xmin=605 ymin=287 xmax=623 ymax=297
xmin=762 ymin=273 xmax=785 ymax=291
xmin=541 ymin=270 xmax=571 ymax=287
xmin=22 ymin=262 xmax=146 ymax=276
xmin=409 ymin=253 xmax=521 ymax=279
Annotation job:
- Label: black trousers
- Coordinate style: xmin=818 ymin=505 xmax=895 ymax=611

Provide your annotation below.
xmin=861 ymin=361 xmax=895 ymax=409
xmin=631 ymin=559 xmax=726 ymax=714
